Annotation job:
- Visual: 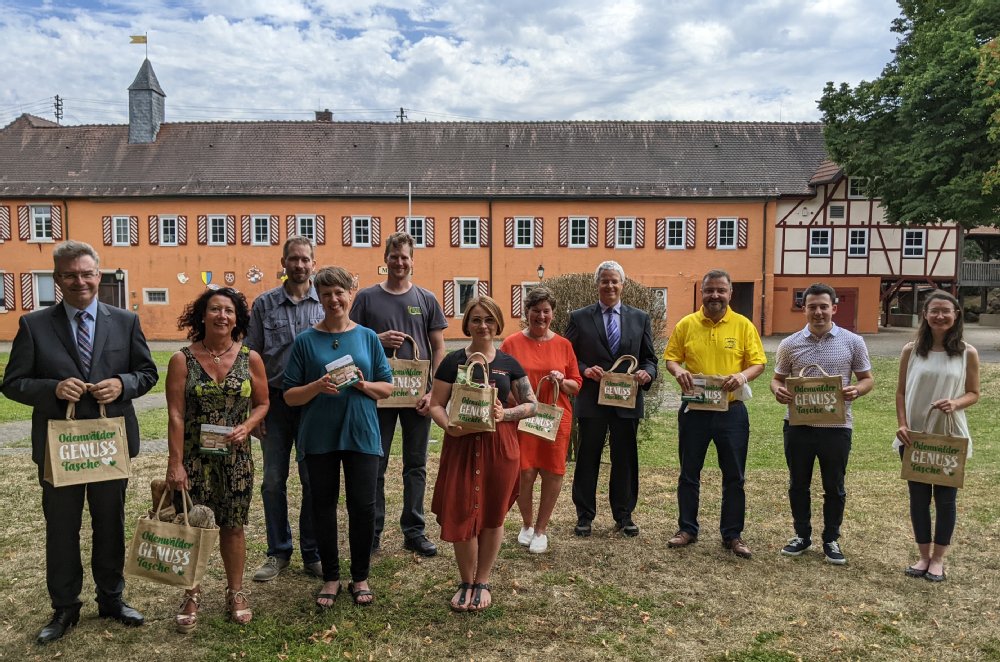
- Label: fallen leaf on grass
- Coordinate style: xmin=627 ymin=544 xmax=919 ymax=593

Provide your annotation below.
xmin=423 ymin=636 xmax=432 ymax=644
xmin=308 ymin=624 xmax=339 ymax=644
xmin=640 ymin=611 xmax=650 ymax=624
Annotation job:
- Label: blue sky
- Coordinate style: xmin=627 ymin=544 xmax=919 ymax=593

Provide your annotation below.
xmin=0 ymin=0 xmax=903 ymax=126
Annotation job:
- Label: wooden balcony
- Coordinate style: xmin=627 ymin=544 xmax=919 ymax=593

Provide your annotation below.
xmin=960 ymin=261 xmax=1000 ymax=287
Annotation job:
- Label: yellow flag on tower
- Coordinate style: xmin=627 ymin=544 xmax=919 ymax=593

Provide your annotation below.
xmin=130 ymin=35 xmax=147 ymax=44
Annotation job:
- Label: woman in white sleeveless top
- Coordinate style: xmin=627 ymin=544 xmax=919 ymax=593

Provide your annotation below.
xmin=895 ymin=291 xmax=980 ymax=582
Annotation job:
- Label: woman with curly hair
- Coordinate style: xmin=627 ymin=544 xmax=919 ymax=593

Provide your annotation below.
xmin=166 ymin=287 xmax=269 ymax=631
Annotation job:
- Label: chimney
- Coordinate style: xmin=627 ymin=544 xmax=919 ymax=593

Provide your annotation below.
xmin=128 ymin=58 xmax=166 ymax=144
xmin=315 ymin=109 xmax=333 ymax=122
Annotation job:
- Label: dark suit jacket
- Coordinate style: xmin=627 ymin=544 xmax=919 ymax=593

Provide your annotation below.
xmin=1 ymin=302 xmax=158 ymax=466
xmin=565 ymin=302 xmax=658 ymax=419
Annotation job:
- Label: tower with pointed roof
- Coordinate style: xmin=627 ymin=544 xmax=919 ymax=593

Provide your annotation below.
xmin=128 ymin=58 xmax=165 ymax=144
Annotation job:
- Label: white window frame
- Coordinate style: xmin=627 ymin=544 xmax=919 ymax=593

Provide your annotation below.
xmin=616 ymin=217 xmax=636 ymax=249
xmin=112 ymin=216 xmax=130 ymax=246
xmin=34 ymin=272 xmax=56 ymax=308
xmin=809 ymin=228 xmax=832 ymax=257
xmin=159 ymin=215 xmax=178 ymax=246
xmin=903 ymin=229 xmax=926 ymax=258
xmin=666 ymin=217 xmax=686 ymax=249
xmin=514 ymin=217 xmax=534 ymax=248
xmin=521 ymin=281 xmax=540 ymax=309
xmin=407 ymin=217 xmax=426 ymax=248
xmin=716 ymin=218 xmax=737 ymax=250
xmin=848 ymin=228 xmax=868 ymax=257
xmin=251 ymin=215 xmax=270 ymax=246
xmin=208 ymin=215 xmax=227 ymax=246
xmin=30 ymin=206 xmax=53 ymax=242
xmin=454 ymin=278 xmax=478 ymax=318
xmin=0 ymin=271 xmax=7 ymax=312
xmin=848 ymin=177 xmax=867 ymax=199
xmin=352 ymin=216 xmax=372 ymax=247
xmin=142 ymin=288 xmax=169 ymax=305
xmin=568 ymin=217 xmax=588 ymax=248
xmin=460 ymin=217 xmax=480 ymax=248
xmin=296 ymin=215 xmax=316 ymax=242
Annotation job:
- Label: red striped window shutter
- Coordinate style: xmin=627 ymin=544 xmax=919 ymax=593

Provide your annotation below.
xmin=425 ymin=217 xmax=435 ymax=247
xmin=51 ymin=206 xmax=63 ymax=240
xmin=286 ymin=216 xmax=297 ymax=239
xmin=478 ymin=217 xmax=488 ymax=247
xmin=341 ymin=216 xmax=352 ymax=246
xmin=240 ymin=215 xmax=251 ymax=245
xmin=2 ymin=273 xmax=15 ymax=310
xmin=316 ymin=215 xmax=327 ymax=245
xmin=177 ymin=216 xmax=188 ymax=245
xmin=477 ymin=280 xmax=490 ymax=297
xmin=533 ymin=217 xmax=543 ymax=247
xmin=511 ymin=284 xmax=523 ymax=318
xmin=18 ymin=206 xmax=30 ymax=240
xmin=706 ymin=218 xmax=717 ymax=249
xmin=269 ymin=215 xmax=279 ymax=245
xmin=635 ymin=218 xmax=645 ymax=248
xmin=605 ymin=218 xmax=615 ymax=248
xmin=443 ymin=281 xmax=455 ymax=317
xmin=588 ymin=217 xmax=598 ymax=247
xmin=197 ymin=215 xmax=208 ymax=245
xmin=54 ymin=282 xmax=63 ymax=303
xmin=149 ymin=215 xmax=160 ymax=245
xmin=130 ymin=215 xmax=140 ymax=246
xmin=0 ymin=206 xmax=11 ymax=241
xmin=558 ymin=217 xmax=568 ymax=247
xmin=396 ymin=217 xmax=406 ymax=233
xmin=686 ymin=218 xmax=696 ymax=249
xmin=225 ymin=215 xmax=236 ymax=246
xmin=450 ymin=218 xmax=460 ymax=247
xmin=737 ymin=218 xmax=748 ymax=249
xmin=655 ymin=218 xmax=666 ymax=249
xmin=20 ymin=273 xmax=33 ymax=311
xmin=504 ymin=218 xmax=514 ymax=247
xmin=102 ymin=216 xmax=113 ymax=245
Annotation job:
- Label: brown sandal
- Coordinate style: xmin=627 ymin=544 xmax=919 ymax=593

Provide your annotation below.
xmin=226 ymin=586 xmax=253 ymax=625
xmin=175 ymin=589 xmax=201 ymax=634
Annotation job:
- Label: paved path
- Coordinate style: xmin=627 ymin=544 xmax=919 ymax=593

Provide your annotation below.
xmin=2 ymin=325 xmax=997 ymax=454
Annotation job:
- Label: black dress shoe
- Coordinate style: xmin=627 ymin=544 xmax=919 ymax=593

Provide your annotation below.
xmin=616 ymin=519 xmax=640 ymax=537
xmin=98 ymin=602 xmax=144 ymax=627
xmin=574 ymin=519 xmax=592 ymax=537
xmin=37 ymin=607 xmax=81 ymax=644
xmin=403 ymin=535 xmax=438 ymax=557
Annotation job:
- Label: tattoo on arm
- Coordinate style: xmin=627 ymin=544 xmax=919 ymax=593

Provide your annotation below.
xmin=503 ymin=377 xmax=537 ymax=421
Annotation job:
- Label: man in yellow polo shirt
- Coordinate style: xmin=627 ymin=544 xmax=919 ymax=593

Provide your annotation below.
xmin=663 ymin=269 xmax=766 ymax=559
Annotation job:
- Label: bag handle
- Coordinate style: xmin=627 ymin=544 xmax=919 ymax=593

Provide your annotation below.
xmin=64 ymin=401 xmax=109 ymax=420
xmin=534 ymin=375 xmax=560 ymax=406
xmin=921 ymin=406 xmax=957 ymax=437
xmin=608 ymin=354 xmax=638 ymax=375
xmin=796 ymin=363 xmax=833 ymax=378
xmin=464 ymin=351 xmax=491 ymax=387
xmin=153 ymin=486 xmax=194 ymax=527
xmin=390 ymin=333 xmax=420 ymax=361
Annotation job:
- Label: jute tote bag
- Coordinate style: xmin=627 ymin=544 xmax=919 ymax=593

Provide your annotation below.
xmin=447 ymin=352 xmax=497 ymax=433
xmin=598 ymin=355 xmax=639 ymax=409
xmin=899 ymin=409 xmax=969 ymax=489
xmin=44 ymin=402 xmax=131 ymax=487
xmin=683 ymin=374 xmax=728 ymax=412
xmin=785 ymin=363 xmax=846 ymax=426
xmin=518 ymin=375 xmax=564 ymax=442
xmin=125 ymin=489 xmax=220 ymax=589
xmin=378 ymin=333 xmax=431 ymax=408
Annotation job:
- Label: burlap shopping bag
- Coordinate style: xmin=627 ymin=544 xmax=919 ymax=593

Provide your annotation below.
xmin=518 ymin=376 xmax=564 ymax=442
xmin=786 ymin=363 xmax=846 ymax=425
xmin=44 ymin=402 xmax=131 ymax=487
xmin=125 ymin=489 xmax=219 ymax=589
xmin=899 ymin=409 xmax=969 ymax=489
xmin=447 ymin=352 xmax=497 ymax=433
xmin=597 ymin=355 xmax=639 ymax=409
xmin=378 ymin=333 xmax=431 ymax=409
xmin=683 ymin=374 xmax=728 ymax=411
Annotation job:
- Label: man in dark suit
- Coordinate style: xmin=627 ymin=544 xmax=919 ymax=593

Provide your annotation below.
xmin=565 ymin=260 xmax=657 ymax=537
xmin=1 ymin=240 xmax=157 ymax=644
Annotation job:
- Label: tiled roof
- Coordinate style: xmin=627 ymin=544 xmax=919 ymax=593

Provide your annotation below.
xmin=0 ymin=115 xmax=829 ymax=199
xmin=808 ymin=159 xmax=843 ymax=185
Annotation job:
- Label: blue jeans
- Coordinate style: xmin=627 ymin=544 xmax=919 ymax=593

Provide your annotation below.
xmin=260 ymin=388 xmax=319 ymax=563
xmin=676 ymin=401 xmax=749 ymax=541
xmin=374 ymin=407 xmax=432 ymax=543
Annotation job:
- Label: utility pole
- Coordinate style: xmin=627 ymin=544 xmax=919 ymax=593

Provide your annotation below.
xmin=396 ymin=107 xmax=407 ymax=123
xmin=54 ymin=95 xmax=63 ymax=124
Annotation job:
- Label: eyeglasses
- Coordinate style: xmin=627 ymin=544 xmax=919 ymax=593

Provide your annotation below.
xmin=57 ymin=271 xmax=100 ymax=281
xmin=926 ymin=308 xmax=956 ymax=317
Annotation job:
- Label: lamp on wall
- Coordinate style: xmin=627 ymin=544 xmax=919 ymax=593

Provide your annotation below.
xmin=537 ymin=264 xmax=545 ymax=280
xmin=114 ymin=268 xmax=125 ymax=282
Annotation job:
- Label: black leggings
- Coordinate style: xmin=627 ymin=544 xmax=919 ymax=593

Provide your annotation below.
xmin=899 ymin=447 xmax=958 ymax=546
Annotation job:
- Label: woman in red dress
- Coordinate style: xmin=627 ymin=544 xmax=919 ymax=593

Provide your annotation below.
xmin=500 ymin=287 xmax=581 ymax=554
xmin=429 ymin=296 xmax=536 ymax=612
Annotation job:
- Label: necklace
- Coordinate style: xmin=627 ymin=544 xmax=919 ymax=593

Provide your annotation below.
xmin=202 ymin=341 xmax=236 ymax=364
xmin=321 ymin=321 xmax=351 ymax=350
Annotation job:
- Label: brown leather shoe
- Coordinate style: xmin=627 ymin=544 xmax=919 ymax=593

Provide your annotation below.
xmin=667 ymin=530 xmax=697 ymax=548
xmin=723 ymin=538 xmax=752 ymax=559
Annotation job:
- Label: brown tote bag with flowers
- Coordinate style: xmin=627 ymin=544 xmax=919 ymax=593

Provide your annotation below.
xmin=597 ymin=355 xmax=639 ymax=409
xmin=378 ymin=333 xmax=431 ymax=409
xmin=786 ymin=363 xmax=846 ymax=426
xmin=518 ymin=375 xmax=564 ymax=442
xmin=447 ymin=352 xmax=497 ymax=433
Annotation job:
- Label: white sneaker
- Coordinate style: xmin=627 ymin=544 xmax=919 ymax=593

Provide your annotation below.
xmin=517 ymin=526 xmax=534 ymax=546
xmin=528 ymin=533 xmax=549 ymax=554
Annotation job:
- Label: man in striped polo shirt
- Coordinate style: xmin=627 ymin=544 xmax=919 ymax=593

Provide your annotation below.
xmin=770 ymin=282 xmax=873 ymax=564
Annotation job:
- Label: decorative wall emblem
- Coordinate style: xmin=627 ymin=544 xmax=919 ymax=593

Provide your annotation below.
xmin=224 ymin=271 xmax=236 ymax=285
xmin=246 ymin=266 xmax=263 ymax=284
xmin=201 ymin=271 xmax=212 ymax=285
xmin=177 ymin=273 xmax=190 ymax=284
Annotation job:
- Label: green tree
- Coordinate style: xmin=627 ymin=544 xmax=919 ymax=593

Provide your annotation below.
xmin=980 ymin=37 xmax=1000 ymax=194
xmin=819 ymin=0 xmax=1000 ymax=227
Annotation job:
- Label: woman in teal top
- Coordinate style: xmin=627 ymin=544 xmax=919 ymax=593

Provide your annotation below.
xmin=284 ymin=267 xmax=393 ymax=608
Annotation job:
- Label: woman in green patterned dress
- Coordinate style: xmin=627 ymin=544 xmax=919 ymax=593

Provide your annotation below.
xmin=166 ymin=287 xmax=269 ymax=632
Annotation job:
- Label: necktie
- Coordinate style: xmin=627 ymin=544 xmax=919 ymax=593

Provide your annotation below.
xmin=76 ymin=311 xmax=92 ymax=375
xmin=606 ymin=308 xmax=620 ymax=355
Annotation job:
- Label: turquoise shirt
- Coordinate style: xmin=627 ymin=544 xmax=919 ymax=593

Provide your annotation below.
xmin=283 ymin=325 xmax=392 ymax=459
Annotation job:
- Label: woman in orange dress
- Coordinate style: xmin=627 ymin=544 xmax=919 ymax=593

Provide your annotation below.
xmin=429 ymin=296 xmax=536 ymax=613
xmin=500 ymin=287 xmax=582 ymax=554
